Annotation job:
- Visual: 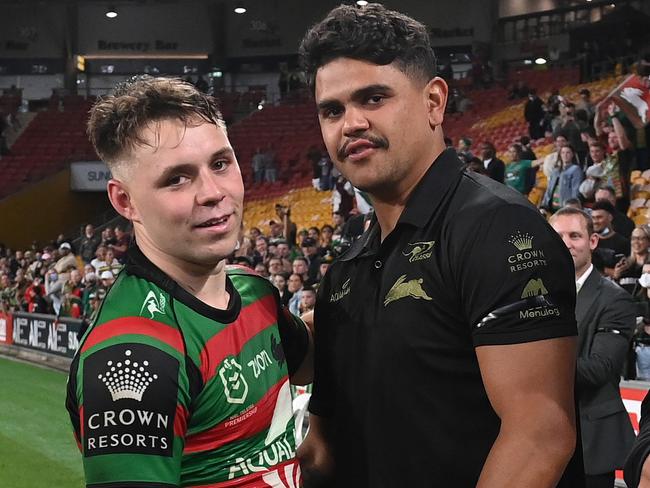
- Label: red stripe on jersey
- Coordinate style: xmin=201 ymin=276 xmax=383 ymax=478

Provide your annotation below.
xmin=188 ymin=459 xmax=299 ymax=487
xmin=184 ymin=377 xmax=287 ymax=454
xmin=174 ymin=404 xmax=189 ymax=437
xmin=198 ymin=293 xmax=277 ymax=384
xmin=80 ymin=404 xmax=85 ymax=439
xmin=81 ymin=317 xmax=184 ymax=354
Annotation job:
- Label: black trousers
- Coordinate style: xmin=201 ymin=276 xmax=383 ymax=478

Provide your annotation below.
xmin=585 ymin=472 xmax=614 ymax=488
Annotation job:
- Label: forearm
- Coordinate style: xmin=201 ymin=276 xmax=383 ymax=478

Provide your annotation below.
xmin=297 ymin=415 xmax=336 ymax=488
xmin=477 ymin=414 xmax=575 ymax=487
xmin=612 ymin=117 xmax=631 ymax=149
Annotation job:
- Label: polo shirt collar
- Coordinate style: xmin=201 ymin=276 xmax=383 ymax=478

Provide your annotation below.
xmin=339 ymin=148 xmax=464 ymax=261
xmin=398 ymin=148 xmax=464 ymax=228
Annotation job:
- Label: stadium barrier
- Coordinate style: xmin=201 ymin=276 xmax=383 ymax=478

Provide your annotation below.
xmin=10 ymin=312 xmax=81 ymax=358
xmin=0 ymin=311 xmax=12 ymax=345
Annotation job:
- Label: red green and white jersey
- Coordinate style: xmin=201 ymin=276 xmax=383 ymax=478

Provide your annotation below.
xmin=66 ymin=246 xmax=307 ymax=488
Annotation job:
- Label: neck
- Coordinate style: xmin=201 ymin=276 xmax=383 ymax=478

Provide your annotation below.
xmin=575 ymin=261 xmax=592 ymax=281
xmin=373 ymin=131 xmax=445 ymax=241
xmin=137 ymin=234 xmax=230 ymax=309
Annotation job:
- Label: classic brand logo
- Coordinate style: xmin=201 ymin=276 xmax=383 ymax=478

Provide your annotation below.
xmin=219 ymin=357 xmax=249 ymax=404
xmin=508 ymin=231 xmax=533 ymax=251
xmin=519 ymin=278 xmax=560 ymax=319
xmin=83 ymin=343 xmax=177 ymax=457
xmin=139 ymin=290 xmax=166 ymax=319
xmin=329 ymin=278 xmax=351 ymax=302
xmin=402 ymin=240 xmax=436 ymax=263
xmin=98 ymin=349 xmax=158 ymax=402
xmin=384 ymin=274 xmax=432 ymax=306
xmin=521 ymin=278 xmax=548 ymax=298
xmin=507 ymin=231 xmax=547 ymax=273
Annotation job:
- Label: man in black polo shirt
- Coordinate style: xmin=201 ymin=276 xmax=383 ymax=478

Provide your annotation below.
xmin=297 ymin=4 xmax=583 ymax=488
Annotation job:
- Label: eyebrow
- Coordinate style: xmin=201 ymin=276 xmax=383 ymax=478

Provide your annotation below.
xmin=317 ymin=84 xmax=394 ymax=112
xmin=156 ymin=147 xmax=234 ymax=184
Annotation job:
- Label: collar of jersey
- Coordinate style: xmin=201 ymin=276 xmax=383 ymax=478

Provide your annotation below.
xmin=339 ymin=148 xmax=464 ymax=262
xmin=125 ymin=244 xmax=242 ymax=323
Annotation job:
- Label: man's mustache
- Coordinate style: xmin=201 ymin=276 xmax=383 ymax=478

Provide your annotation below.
xmin=337 ymin=133 xmax=389 ymax=160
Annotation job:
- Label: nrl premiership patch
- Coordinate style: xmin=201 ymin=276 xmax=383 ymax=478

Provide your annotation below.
xmin=82 ymin=343 xmax=179 ymax=457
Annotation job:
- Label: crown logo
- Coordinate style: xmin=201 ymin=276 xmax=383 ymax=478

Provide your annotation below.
xmin=508 ymin=231 xmax=533 ymax=251
xmin=97 ymin=350 xmax=158 ymax=402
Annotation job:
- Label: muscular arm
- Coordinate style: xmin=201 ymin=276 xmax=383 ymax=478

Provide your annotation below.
xmin=297 ymin=413 xmax=336 ymax=488
xmin=476 ymin=337 xmax=577 ymax=488
xmin=289 ymin=311 xmax=314 ymax=385
xmin=612 ymin=116 xmax=632 ymax=150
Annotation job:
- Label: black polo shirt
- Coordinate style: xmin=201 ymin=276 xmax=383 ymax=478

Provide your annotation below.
xmin=310 ymin=149 xmax=580 ymax=487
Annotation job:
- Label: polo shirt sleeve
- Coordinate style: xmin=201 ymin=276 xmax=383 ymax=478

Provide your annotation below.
xmin=452 ymin=202 xmax=577 ymax=347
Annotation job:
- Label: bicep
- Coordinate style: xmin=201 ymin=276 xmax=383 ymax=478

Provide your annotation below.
xmin=476 ymin=336 xmax=577 ymax=421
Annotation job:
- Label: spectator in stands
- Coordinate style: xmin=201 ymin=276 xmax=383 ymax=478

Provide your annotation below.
xmin=613 ymin=224 xmax=650 ymax=294
xmin=478 ymin=141 xmax=504 ymax=183
xmin=524 ymin=89 xmax=545 ymax=140
xmin=99 ymin=269 xmax=115 ymax=289
xmin=518 ymin=136 xmax=536 ymax=161
xmin=542 ymin=145 xmax=585 ymax=213
xmin=268 ymin=257 xmax=283 ymax=278
xmin=300 ymin=237 xmax=321 ymax=284
xmin=90 ymin=245 xmax=107 ymax=274
xmin=252 ymin=147 xmax=265 ymax=184
xmin=78 ymin=224 xmax=101 ymax=264
xmin=333 ymin=174 xmax=355 ymax=218
xmin=332 ymin=211 xmax=345 ymax=237
xmin=554 ymin=102 xmax=587 ymax=161
xmin=595 ymin=186 xmax=634 ymax=239
xmin=101 ymin=226 xmax=116 ymax=247
xmin=579 ymin=163 xmax=605 ymax=205
xmin=254 ymin=263 xmax=269 ymax=278
xmin=505 ymin=143 xmax=533 ymax=195
xmin=28 ymin=280 xmax=49 ymax=314
xmin=287 ymin=272 xmax=304 ymax=315
xmin=456 ymin=137 xmax=473 ymax=161
xmin=299 ymin=285 xmax=316 ymax=314
xmin=110 ymin=225 xmax=130 ymax=263
xmin=318 ymin=153 xmax=333 ymax=190
xmin=508 ymin=79 xmax=529 ymax=99
xmin=466 ymin=156 xmax=487 ymax=175
xmin=308 ymin=144 xmax=323 ymax=189
xmin=263 ymin=144 xmax=277 ymax=182
xmin=254 ymin=236 xmax=271 ymax=267
xmin=274 ymin=240 xmax=293 ymax=273
xmin=592 ymin=200 xmax=631 ymax=277
xmin=607 ymin=128 xmax=634 ymax=211
xmin=576 ymin=89 xmax=595 ymax=122
xmin=579 ymin=127 xmax=598 ymax=167
xmin=61 ymin=269 xmax=84 ymax=318
xmin=320 ymin=225 xmax=334 ymax=254
xmin=538 ymin=134 xmax=568 ymax=180
xmin=272 ymin=272 xmax=292 ymax=307
xmin=54 ymin=242 xmax=76 ymax=273
xmin=292 ymin=256 xmax=310 ymax=284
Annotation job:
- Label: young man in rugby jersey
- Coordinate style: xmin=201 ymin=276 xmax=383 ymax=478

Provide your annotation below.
xmin=66 ymin=76 xmax=312 ymax=488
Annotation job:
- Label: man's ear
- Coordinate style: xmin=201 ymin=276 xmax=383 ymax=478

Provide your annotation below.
xmin=107 ymin=179 xmax=139 ymax=223
xmin=426 ymin=77 xmax=448 ymax=128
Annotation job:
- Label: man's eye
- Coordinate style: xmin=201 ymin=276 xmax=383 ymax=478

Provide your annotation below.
xmin=322 ymin=107 xmax=343 ymax=119
xmin=212 ymin=160 xmax=229 ymax=171
xmin=167 ymin=175 xmax=189 ymax=186
xmin=367 ymin=95 xmax=384 ymax=104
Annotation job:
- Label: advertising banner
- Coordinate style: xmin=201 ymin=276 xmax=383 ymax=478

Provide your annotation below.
xmin=11 ymin=312 xmax=81 ymax=358
xmin=70 ymin=161 xmax=111 ymax=192
xmin=0 ymin=312 xmax=12 ymax=345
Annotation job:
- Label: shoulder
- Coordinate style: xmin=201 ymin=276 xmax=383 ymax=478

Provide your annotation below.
xmin=598 ymin=274 xmax=633 ymax=302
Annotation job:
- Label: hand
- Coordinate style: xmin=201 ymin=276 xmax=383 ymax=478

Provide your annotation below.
xmin=613 ymin=258 xmax=627 ymax=279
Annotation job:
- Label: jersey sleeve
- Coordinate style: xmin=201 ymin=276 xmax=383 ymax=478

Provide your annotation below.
xmin=272 ymin=286 xmax=309 ymax=377
xmin=452 ymin=202 xmax=578 ymax=347
xmin=67 ymin=317 xmax=190 ymax=487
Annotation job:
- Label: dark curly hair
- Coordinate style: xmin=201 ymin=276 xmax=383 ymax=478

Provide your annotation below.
xmin=299 ymin=3 xmax=436 ymax=89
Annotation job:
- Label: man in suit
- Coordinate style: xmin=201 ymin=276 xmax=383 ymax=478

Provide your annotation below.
xmin=551 ymin=206 xmax=636 ymax=488
xmin=479 ymin=140 xmax=505 ymax=183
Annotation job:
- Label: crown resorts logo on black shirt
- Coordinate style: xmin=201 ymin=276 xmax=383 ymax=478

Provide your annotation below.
xmin=82 ymin=342 xmax=179 ymax=457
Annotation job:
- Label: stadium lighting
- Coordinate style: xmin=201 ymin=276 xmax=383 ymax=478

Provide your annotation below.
xmin=357 ymin=1 xmax=369 ymax=5
xmin=105 ymin=6 xmax=118 ymax=18
xmin=535 ymin=57 xmax=547 ymax=65
xmin=234 ymin=5 xmax=246 ymax=14
xmin=524 ymin=59 xmax=533 ymax=65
